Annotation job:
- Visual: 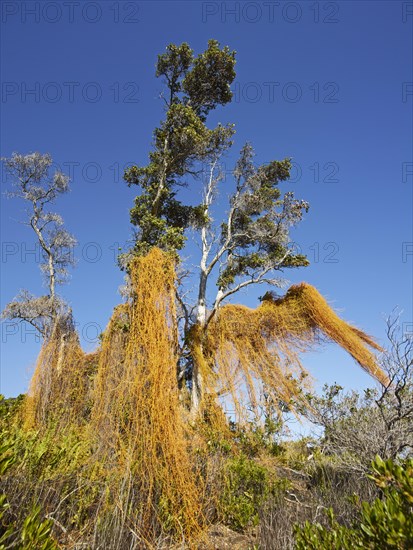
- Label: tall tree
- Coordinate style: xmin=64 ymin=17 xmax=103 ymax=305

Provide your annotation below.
xmin=125 ymin=41 xmax=310 ymax=415
xmin=2 ymin=152 xmax=76 ymax=337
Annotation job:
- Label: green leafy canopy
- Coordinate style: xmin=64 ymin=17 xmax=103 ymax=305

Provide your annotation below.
xmin=124 ymin=40 xmax=236 ymax=255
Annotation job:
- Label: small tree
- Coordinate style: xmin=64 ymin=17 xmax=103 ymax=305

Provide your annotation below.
xmin=305 ymin=312 xmax=413 ymax=470
xmin=2 ymin=152 xmax=76 ymax=337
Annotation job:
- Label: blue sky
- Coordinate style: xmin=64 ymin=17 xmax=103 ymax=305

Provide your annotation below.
xmin=1 ymin=0 xmax=412 ymax=398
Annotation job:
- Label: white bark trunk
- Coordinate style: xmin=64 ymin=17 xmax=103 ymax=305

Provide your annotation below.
xmin=190 ymin=161 xmax=216 ymax=418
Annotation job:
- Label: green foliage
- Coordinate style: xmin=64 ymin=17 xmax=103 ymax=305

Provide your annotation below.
xmin=19 ymin=507 xmax=58 ymax=550
xmin=124 ymin=39 xmax=236 ymax=256
xmin=294 ymin=507 xmax=355 ymax=549
xmin=182 ymin=39 xmax=236 ymax=120
xmin=294 ymin=456 xmax=413 ymax=549
xmin=220 ymin=454 xmax=271 ymax=531
xmin=0 ymin=494 xmax=14 ymax=549
xmin=229 ymin=417 xmax=284 ymax=458
xmin=0 ymin=431 xmax=58 ymax=550
xmin=0 ymin=435 xmax=16 ymax=475
xmin=9 ymin=426 xmax=91 ymax=478
xmin=0 ymin=502 xmax=58 ymax=550
xmin=217 ymin=144 xmax=309 ymax=290
xmin=0 ymin=394 xmax=24 ymax=430
xmin=360 ymin=457 xmax=413 ymax=548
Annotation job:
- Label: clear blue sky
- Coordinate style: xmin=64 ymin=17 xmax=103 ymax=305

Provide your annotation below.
xmin=1 ymin=0 xmax=412 ymax=398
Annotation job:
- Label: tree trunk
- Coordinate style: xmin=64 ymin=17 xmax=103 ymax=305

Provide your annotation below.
xmin=190 ymin=270 xmax=207 ymax=419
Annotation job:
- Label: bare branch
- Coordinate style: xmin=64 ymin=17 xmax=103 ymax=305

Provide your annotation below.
xmin=1 ymin=290 xmax=68 ymax=337
xmin=2 ymin=152 xmax=76 ymax=329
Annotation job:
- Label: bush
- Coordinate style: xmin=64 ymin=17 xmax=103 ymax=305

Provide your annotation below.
xmin=0 ymin=433 xmax=59 ymax=549
xmin=294 ymin=456 xmax=413 ymax=549
xmin=220 ymin=453 xmax=275 ymax=531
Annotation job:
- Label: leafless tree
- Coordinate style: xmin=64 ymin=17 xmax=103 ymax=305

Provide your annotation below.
xmin=375 ymin=312 xmax=413 ymax=458
xmin=305 ymin=311 xmax=413 ymax=471
xmin=2 ymin=152 xmax=76 ymax=337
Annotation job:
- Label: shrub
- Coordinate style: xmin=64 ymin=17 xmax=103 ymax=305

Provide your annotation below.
xmin=0 ymin=433 xmax=59 ymax=549
xmin=294 ymin=456 xmax=413 ymax=549
xmin=220 ymin=454 xmax=271 ymax=531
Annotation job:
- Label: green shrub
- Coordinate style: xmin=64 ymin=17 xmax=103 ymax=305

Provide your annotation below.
xmin=220 ymin=454 xmax=271 ymax=531
xmin=0 ymin=395 xmax=24 ymax=431
xmin=0 ymin=431 xmax=59 ymax=550
xmin=294 ymin=456 xmax=413 ymax=549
